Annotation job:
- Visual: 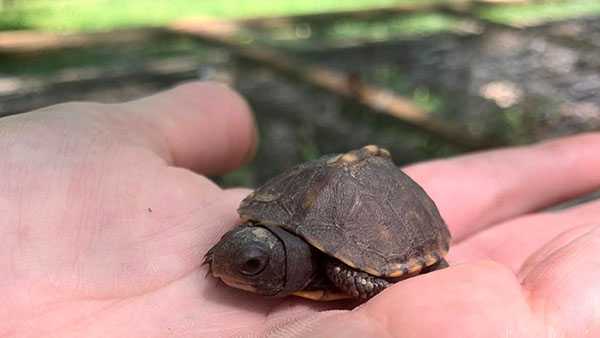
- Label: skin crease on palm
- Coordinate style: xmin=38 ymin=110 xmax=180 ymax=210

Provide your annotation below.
xmin=2 ymin=82 xmax=600 ymax=338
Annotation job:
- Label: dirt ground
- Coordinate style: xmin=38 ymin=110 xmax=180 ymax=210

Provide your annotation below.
xmin=1 ymin=14 xmax=600 ymax=187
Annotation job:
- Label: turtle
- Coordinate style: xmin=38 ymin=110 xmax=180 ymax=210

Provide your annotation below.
xmin=203 ymin=145 xmax=451 ymax=301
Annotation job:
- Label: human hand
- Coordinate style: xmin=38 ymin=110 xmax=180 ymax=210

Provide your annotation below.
xmin=1 ymin=82 xmax=259 ymax=337
xmin=2 ymin=82 xmax=600 ymax=338
xmin=270 ymin=132 xmax=600 ymax=338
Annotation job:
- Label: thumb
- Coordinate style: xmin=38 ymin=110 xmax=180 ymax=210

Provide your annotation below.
xmin=117 ymin=81 xmax=258 ymax=175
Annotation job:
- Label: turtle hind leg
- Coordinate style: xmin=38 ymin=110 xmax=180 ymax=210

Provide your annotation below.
xmin=292 ymin=290 xmax=352 ymax=301
xmin=421 ymin=258 xmax=449 ymax=273
xmin=325 ymin=259 xmax=391 ymax=300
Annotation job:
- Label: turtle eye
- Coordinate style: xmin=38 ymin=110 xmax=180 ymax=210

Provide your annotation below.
xmin=238 ymin=247 xmax=269 ymax=276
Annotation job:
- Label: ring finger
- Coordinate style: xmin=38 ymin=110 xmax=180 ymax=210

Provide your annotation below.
xmin=449 ymin=197 xmax=600 ymax=272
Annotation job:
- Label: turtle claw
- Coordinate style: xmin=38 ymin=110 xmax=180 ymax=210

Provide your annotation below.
xmin=201 ymin=251 xmax=212 ymax=265
xmin=202 ymin=249 xmax=214 ymax=277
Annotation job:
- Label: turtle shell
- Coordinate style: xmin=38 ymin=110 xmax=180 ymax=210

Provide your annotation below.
xmin=238 ymin=145 xmax=450 ymax=278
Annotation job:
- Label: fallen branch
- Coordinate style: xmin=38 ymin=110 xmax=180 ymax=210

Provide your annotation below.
xmin=0 ymin=0 xmax=552 ymax=54
xmin=0 ymin=27 xmax=168 ymax=54
xmin=169 ymin=20 xmax=495 ymax=149
xmin=0 ymin=57 xmax=200 ymax=116
xmin=238 ymin=2 xmax=445 ymax=28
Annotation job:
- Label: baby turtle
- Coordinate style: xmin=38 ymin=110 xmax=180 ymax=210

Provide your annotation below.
xmin=204 ymin=145 xmax=451 ymax=300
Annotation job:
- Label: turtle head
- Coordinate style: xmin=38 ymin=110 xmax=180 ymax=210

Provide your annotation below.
xmin=204 ymin=223 xmax=316 ymax=297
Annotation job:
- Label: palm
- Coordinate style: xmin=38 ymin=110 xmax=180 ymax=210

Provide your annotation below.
xmin=3 ymin=84 xmax=600 ymax=338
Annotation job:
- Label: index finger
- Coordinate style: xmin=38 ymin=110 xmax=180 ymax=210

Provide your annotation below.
xmin=403 ymin=133 xmax=600 ymax=241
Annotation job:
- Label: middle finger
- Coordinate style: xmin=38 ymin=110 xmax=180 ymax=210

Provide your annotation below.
xmin=404 ymin=133 xmax=600 ymax=242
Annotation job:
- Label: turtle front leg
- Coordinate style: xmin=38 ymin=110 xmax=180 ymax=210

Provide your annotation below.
xmin=325 ymin=259 xmax=391 ymax=300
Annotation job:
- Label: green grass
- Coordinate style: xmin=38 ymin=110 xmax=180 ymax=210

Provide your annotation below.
xmin=3 ymin=0 xmax=600 ymax=33
xmin=0 ymin=0 xmax=440 ymax=32
xmin=478 ymin=0 xmax=600 ymax=25
xmin=4 ymin=0 xmax=600 ymax=32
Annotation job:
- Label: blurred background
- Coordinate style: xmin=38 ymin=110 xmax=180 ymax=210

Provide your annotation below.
xmin=1 ymin=0 xmax=600 ymax=187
